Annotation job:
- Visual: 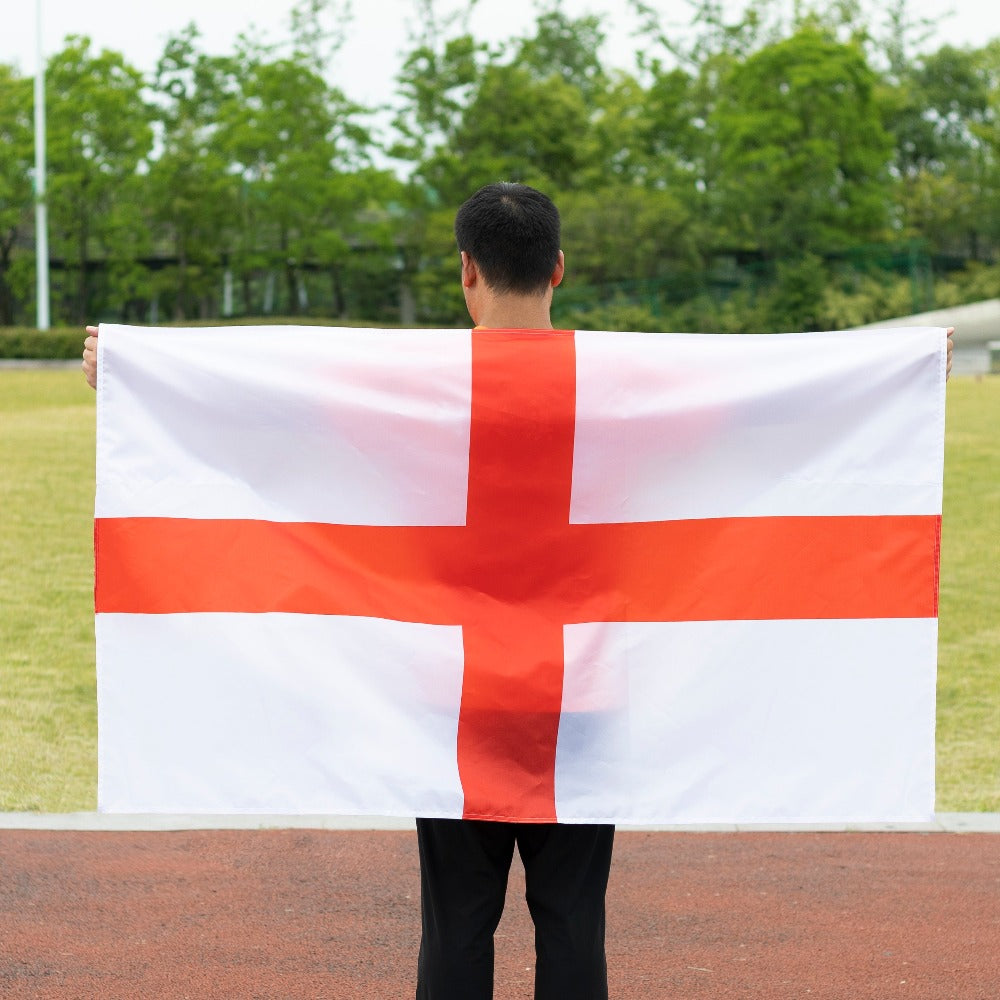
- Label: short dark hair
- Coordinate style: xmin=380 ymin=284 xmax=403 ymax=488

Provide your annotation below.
xmin=454 ymin=182 xmax=561 ymax=295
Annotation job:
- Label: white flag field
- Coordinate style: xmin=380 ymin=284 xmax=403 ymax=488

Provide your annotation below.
xmin=94 ymin=324 xmax=947 ymax=824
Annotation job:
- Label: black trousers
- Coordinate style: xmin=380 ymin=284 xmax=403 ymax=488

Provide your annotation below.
xmin=415 ymin=818 xmax=615 ymax=1000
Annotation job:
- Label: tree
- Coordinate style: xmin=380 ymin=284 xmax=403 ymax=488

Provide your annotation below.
xmin=973 ymin=40 xmax=1000 ymax=258
xmin=148 ymin=17 xmax=392 ymax=323
xmin=391 ymin=6 xmax=614 ymax=319
xmin=708 ymin=27 xmax=894 ymax=259
xmin=44 ymin=37 xmax=153 ymax=323
xmin=423 ymin=61 xmax=593 ymax=200
xmin=146 ymin=25 xmax=243 ymax=320
xmin=884 ymin=42 xmax=996 ymax=258
xmin=287 ymin=0 xmax=353 ymax=72
xmin=627 ymin=0 xmax=790 ymax=69
xmin=216 ymin=37 xmax=378 ymax=317
xmin=0 ymin=65 xmax=33 ymax=325
xmin=559 ymin=185 xmax=699 ymax=288
xmin=512 ymin=6 xmax=608 ymax=102
xmin=391 ymin=32 xmax=486 ymax=172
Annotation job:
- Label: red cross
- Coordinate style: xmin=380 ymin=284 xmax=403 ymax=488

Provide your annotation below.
xmin=95 ymin=330 xmax=940 ymax=822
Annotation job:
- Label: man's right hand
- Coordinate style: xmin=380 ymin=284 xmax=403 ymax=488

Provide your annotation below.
xmin=83 ymin=326 xmax=98 ymax=390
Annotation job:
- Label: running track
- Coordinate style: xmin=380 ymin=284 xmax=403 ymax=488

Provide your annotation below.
xmin=2 ymin=818 xmax=999 ymax=998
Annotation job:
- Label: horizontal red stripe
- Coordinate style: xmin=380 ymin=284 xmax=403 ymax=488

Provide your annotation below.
xmin=590 ymin=515 xmax=941 ymax=621
xmin=95 ymin=513 xmax=940 ymax=622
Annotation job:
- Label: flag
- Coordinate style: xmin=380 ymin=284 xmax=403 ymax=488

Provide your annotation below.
xmin=94 ymin=324 xmax=946 ymax=823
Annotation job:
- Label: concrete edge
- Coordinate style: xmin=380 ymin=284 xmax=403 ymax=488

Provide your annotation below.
xmin=1 ymin=812 xmax=998 ymax=833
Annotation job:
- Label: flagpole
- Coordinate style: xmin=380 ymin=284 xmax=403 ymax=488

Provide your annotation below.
xmin=34 ymin=0 xmax=50 ymax=331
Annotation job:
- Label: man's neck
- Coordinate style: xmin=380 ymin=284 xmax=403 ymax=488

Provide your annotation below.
xmin=472 ymin=294 xmax=554 ymax=331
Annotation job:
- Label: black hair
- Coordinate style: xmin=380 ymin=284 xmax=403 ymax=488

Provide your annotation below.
xmin=454 ymin=182 xmax=561 ymax=295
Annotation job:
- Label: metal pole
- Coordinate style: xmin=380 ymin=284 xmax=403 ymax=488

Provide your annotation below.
xmin=34 ymin=0 xmax=50 ymax=330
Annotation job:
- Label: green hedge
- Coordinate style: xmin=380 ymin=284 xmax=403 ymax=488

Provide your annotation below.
xmin=0 ymin=327 xmax=85 ymax=360
xmin=0 ymin=319 xmax=419 ymax=360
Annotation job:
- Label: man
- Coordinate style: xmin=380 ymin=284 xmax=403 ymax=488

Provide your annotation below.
xmin=81 ymin=183 xmax=955 ymax=999
xmin=413 ymin=183 xmax=614 ymax=1000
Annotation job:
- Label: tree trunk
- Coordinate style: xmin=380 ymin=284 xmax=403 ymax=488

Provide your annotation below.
xmin=285 ymin=260 xmax=299 ymax=316
xmin=282 ymin=230 xmax=298 ymax=316
xmin=77 ymin=199 xmax=91 ymax=325
xmin=0 ymin=232 xmax=15 ymax=326
xmin=330 ymin=265 xmax=346 ymax=317
xmin=175 ymin=234 xmax=188 ymax=321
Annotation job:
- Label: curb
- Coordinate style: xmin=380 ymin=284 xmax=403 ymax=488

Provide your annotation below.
xmin=1 ymin=812 xmax=998 ymax=832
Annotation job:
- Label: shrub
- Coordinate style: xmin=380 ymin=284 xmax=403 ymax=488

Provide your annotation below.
xmin=0 ymin=327 xmax=84 ymax=360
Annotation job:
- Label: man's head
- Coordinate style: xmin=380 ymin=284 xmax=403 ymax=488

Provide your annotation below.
xmin=454 ymin=183 xmax=561 ymax=296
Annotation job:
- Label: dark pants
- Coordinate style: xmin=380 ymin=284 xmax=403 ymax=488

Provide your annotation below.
xmin=415 ymin=818 xmax=615 ymax=1000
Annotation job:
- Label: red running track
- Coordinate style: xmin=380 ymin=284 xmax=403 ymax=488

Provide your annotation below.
xmin=1 ymin=829 xmax=998 ymax=999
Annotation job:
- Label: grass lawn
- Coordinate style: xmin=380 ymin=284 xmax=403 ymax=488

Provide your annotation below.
xmin=1 ymin=369 xmax=97 ymax=811
xmin=937 ymin=376 xmax=1000 ymax=810
xmin=1 ymin=368 xmax=998 ymax=813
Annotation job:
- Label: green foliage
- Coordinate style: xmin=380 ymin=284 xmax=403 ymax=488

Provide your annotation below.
xmin=709 ymin=27 xmax=894 ymax=257
xmin=391 ymin=32 xmax=486 ymax=165
xmin=391 ymin=7 xmax=615 ymax=319
xmin=144 ymin=25 xmax=399 ymax=323
xmin=2 ymin=3 xmax=1000 ymax=329
xmin=559 ymin=186 xmax=701 ymax=286
xmin=884 ymin=40 xmax=999 ymax=258
xmin=767 ymin=253 xmax=829 ymax=331
xmin=0 ymin=64 xmax=33 ymax=326
xmin=146 ymin=26 xmax=243 ymax=321
xmin=949 ymin=260 xmax=1000 ymax=301
xmin=0 ymin=327 xmax=84 ymax=359
xmin=44 ymin=37 xmax=154 ymax=324
xmin=618 ymin=65 xmax=701 ymax=188
xmin=553 ymin=257 xmax=1000 ymax=336
xmin=557 ymin=294 xmax=674 ymax=333
xmin=512 ymin=8 xmax=609 ymax=101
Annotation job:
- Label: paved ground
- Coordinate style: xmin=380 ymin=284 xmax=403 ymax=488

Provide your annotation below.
xmin=861 ymin=297 xmax=999 ymax=375
xmin=861 ymin=298 xmax=999 ymax=346
xmin=2 ymin=820 xmax=999 ymax=999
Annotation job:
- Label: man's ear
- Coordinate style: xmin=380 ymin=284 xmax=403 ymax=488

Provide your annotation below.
xmin=551 ymin=250 xmax=565 ymax=289
xmin=461 ymin=251 xmax=478 ymax=288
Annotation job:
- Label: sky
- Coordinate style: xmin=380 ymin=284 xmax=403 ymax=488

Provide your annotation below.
xmin=1 ymin=0 xmax=998 ymax=110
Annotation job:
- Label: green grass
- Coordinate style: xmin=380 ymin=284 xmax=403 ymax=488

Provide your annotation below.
xmin=1 ymin=369 xmax=98 ymax=810
xmin=0 ymin=369 xmax=998 ymax=812
xmin=937 ymin=376 xmax=1000 ymax=811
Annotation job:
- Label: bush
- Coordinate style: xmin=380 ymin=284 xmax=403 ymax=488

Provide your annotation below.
xmin=0 ymin=319 xmax=408 ymax=361
xmin=0 ymin=327 xmax=84 ymax=360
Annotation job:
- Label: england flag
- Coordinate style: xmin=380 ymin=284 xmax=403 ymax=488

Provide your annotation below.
xmin=94 ymin=324 xmax=946 ymax=823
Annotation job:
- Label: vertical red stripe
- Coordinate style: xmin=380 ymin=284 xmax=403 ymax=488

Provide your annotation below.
xmin=456 ymin=331 xmax=576 ymax=821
